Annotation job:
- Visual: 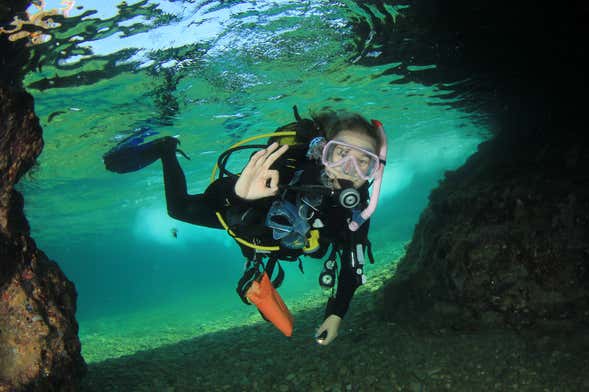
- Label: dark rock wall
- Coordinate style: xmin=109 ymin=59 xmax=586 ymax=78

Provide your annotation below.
xmin=1 ymin=2 xmax=86 ymax=391
xmin=380 ymin=1 xmax=589 ymax=332
xmin=381 ymin=128 xmax=589 ymax=330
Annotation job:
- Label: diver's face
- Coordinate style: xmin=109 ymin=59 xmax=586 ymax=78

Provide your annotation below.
xmin=324 ymin=130 xmax=378 ymax=189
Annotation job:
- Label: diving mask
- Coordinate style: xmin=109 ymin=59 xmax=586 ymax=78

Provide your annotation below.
xmin=321 ymin=140 xmax=381 ymax=180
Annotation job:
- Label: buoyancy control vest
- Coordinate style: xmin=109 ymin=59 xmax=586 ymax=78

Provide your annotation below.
xmin=213 ymin=106 xmax=376 ymax=294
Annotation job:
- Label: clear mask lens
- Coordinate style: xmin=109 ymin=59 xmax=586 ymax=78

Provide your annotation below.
xmin=321 ymin=140 xmax=379 ymax=180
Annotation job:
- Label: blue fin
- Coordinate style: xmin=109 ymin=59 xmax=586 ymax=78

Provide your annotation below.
xmin=103 ymin=132 xmax=186 ymax=174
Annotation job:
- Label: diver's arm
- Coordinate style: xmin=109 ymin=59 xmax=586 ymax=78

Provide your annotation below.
xmin=315 ymin=251 xmax=361 ymax=345
xmin=160 ymin=140 xmax=283 ymax=227
xmin=324 ymin=251 xmax=362 ymax=319
xmin=317 ymin=225 xmax=372 ymax=345
xmin=161 ymin=144 xmax=248 ymax=228
xmin=325 ymin=216 xmax=372 ymax=317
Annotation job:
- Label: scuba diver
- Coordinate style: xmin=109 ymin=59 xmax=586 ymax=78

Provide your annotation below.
xmin=103 ymin=106 xmax=387 ymax=345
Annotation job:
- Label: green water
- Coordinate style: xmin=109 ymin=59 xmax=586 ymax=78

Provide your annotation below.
xmin=14 ymin=0 xmax=490 ymax=363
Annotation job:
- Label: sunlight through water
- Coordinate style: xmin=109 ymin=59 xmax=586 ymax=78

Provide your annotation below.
xmin=14 ymin=0 xmax=491 ymax=362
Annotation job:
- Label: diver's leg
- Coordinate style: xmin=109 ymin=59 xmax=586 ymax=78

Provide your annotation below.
xmin=160 ymin=138 xmax=188 ymax=207
xmin=160 ymin=139 xmax=223 ymax=229
xmin=104 ymin=135 xmax=182 ymax=174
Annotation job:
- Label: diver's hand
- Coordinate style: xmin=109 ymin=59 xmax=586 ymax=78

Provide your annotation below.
xmin=235 ymin=142 xmax=289 ymax=200
xmin=315 ymin=314 xmax=342 ymax=346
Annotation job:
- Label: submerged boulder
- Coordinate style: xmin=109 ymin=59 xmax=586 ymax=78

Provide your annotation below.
xmin=0 ymin=3 xmax=86 ymax=390
xmin=381 ymin=126 xmax=589 ymax=332
xmin=0 ymin=236 xmax=85 ymax=391
xmin=379 ymin=0 xmax=589 ymax=336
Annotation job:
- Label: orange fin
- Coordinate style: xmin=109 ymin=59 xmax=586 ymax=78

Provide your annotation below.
xmin=246 ymin=272 xmax=294 ymax=337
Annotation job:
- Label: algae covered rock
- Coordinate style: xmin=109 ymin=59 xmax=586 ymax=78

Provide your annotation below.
xmin=381 ymin=128 xmax=589 ymax=331
xmin=1 ymin=3 xmax=86 ymax=389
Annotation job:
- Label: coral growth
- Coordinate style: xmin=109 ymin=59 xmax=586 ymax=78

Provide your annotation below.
xmin=0 ymin=0 xmax=75 ymax=45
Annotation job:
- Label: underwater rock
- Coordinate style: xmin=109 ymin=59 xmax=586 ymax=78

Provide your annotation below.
xmin=0 ymin=86 xmax=42 ymax=236
xmin=381 ymin=127 xmax=589 ymax=332
xmin=1 ymin=7 xmax=86 ymax=390
xmin=0 ymin=238 xmax=85 ymax=391
xmin=378 ymin=0 xmax=589 ymax=336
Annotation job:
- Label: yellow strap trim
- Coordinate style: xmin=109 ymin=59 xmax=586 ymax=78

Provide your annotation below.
xmin=303 ymin=229 xmax=320 ymax=253
xmin=215 ymin=212 xmax=280 ymax=251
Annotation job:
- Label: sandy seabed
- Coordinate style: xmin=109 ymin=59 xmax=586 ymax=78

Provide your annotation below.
xmin=79 ymin=262 xmax=589 ymax=392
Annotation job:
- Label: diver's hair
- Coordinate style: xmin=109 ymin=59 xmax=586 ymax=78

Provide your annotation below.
xmin=310 ymin=109 xmax=382 ymax=152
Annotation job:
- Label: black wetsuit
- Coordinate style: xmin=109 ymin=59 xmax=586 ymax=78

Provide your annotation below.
xmin=160 ymin=144 xmax=371 ymax=320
